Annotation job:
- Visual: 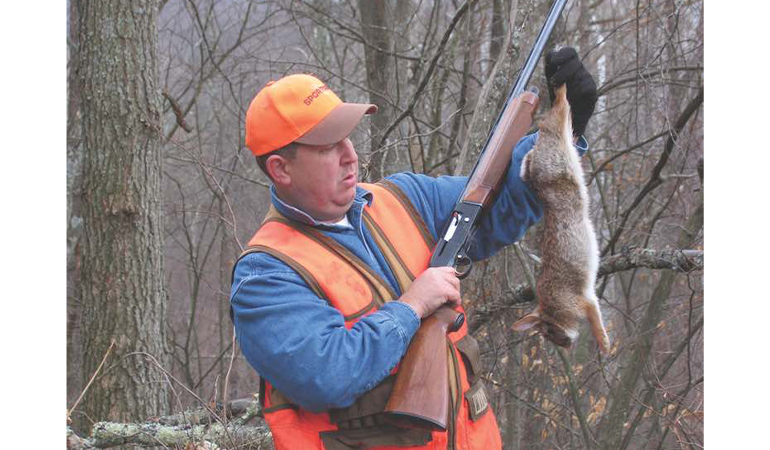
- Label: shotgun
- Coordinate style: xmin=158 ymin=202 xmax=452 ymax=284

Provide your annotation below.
xmin=384 ymin=0 xmax=569 ymax=431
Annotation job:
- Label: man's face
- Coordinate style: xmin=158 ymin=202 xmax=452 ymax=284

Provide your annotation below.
xmin=278 ymin=138 xmax=359 ymax=222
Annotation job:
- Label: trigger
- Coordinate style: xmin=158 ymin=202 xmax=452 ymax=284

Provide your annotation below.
xmin=454 ymin=255 xmax=473 ymax=279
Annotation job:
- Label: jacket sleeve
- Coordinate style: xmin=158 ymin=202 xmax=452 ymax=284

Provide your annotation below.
xmin=230 ymin=251 xmax=420 ymax=412
xmin=387 ymin=133 xmax=589 ymax=261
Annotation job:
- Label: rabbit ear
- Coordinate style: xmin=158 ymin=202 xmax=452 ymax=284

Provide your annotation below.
xmin=512 ymin=311 xmax=541 ymax=331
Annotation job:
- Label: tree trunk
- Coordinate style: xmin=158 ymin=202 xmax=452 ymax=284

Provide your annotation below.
xmin=453 ymin=0 xmax=530 ymax=176
xmin=67 ymin=0 xmax=85 ymax=431
xmin=489 ymin=0 xmax=507 ymax=73
xmin=76 ymin=0 xmax=171 ymax=428
xmin=358 ymin=0 xmax=395 ymax=181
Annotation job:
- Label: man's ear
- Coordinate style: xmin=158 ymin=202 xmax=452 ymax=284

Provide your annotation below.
xmin=266 ymin=154 xmax=291 ymax=186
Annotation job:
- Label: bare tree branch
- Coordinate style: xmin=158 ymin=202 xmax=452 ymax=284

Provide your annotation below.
xmin=597 ymin=247 xmax=702 ymax=276
xmin=373 ymin=0 xmax=477 ymax=156
xmin=601 ymin=86 xmax=704 ymax=256
xmin=471 ymin=247 xmax=703 ymax=328
xmin=162 ymin=89 xmax=193 ymax=133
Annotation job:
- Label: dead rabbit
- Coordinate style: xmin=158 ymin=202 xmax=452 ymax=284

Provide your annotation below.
xmin=513 ymin=84 xmax=610 ymax=354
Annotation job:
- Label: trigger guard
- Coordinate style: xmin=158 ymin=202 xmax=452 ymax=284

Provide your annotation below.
xmin=454 ymin=257 xmax=473 ymax=279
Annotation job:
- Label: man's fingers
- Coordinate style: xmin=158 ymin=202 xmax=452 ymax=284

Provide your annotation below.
xmin=451 ymin=276 xmax=461 ymax=292
xmin=550 ymin=58 xmax=582 ymax=86
xmin=444 ymin=282 xmax=462 ymax=305
xmin=549 ymin=47 xmax=578 ymax=65
xmin=444 ymin=269 xmax=462 ymax=305
xmin=545 ymin=49 xmax=556 ymax=66
xmin=443 ymin=268 xmax=460 ymax=289
xmin=545 ymin=50 xmax=559 ymax=78
xmin=431 ymin=266 xmax=462 ymax=304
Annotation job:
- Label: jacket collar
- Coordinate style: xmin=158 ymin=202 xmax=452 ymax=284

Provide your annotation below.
xmin=270 ymin=184 xmax=374 ymax=230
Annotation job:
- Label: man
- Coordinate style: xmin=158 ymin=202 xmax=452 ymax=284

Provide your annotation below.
xmin=230 ymin=47 xmax=597 ymax=449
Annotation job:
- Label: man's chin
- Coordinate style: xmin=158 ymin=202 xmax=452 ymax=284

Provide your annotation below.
xmin=336 ymin=189 xmax=357 ymax=212
xmin=344 ymin=189 xmax=357 ymax=206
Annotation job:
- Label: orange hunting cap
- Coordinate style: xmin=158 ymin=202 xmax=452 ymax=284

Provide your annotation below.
xmin=245 ymin=74 xmax=378 ymax=156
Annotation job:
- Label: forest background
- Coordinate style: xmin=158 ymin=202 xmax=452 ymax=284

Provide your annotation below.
xmin=3 ymin=0 xmax=767 ymax=448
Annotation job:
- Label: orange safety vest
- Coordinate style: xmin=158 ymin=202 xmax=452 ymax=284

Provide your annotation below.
xmin=238 ymin=180 xmax=502 ymax=450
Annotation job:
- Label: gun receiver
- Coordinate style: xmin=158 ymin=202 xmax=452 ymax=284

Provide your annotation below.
xmin=384 ymin=0 xmax=568 ymax=432
xmin=431 ymin=90 xmax=540 ymax=276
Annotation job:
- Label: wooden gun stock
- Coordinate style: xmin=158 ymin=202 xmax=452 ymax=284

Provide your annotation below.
xmin=384 ymin=306 xmax=464 ymax=430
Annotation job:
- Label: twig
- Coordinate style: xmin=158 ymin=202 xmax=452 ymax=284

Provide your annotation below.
xmin=360 ymin=107 xmax=463 ymax=177
xmin=121 ymin=351 xmax=239 ymax=449
xmin=162 ymin=89 xmax=192 ymax=133
xmin=618 ymin=318 xmax=703 ymax=450
xmin=152 ymin=121 xmax=244 ymax=251
xmin=596 ymin=65 xmax=703 ymax=97
xmin=223 ymin=328 xmax=238 ymax=425
xmin=166 ymin=154 xmax=271 ymax=188
xmin=513 ymin=243 xmax=537 ymax=288
xmin=67 ymin=339 xmax=116 ymax=422
xmin=586 ymin=129 xmax=670 ymax=184
xmin=556 ymin=347 xmax=595 ymax=450
xmin=193 ymin=338 xmax=235 ymax=390
xmin=486 ymin=377 xmax=582 ymax=438
xmin=601 ymin=86 xmax=704 ymax=256
xmin=375 ymin=0 xmax=477 ymax=152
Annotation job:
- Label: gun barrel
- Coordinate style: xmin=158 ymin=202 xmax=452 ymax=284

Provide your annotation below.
xmin=466 ymin=0 xmax=568 ymax=182
xmin=510 ymin=0 xmax=569 ymax=98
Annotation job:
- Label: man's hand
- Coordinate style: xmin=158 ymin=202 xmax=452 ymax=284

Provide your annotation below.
xmin=399 ymin=267 xmax=462 ymax=319
xmin=544 ymin=47 xmax=598 ymax=137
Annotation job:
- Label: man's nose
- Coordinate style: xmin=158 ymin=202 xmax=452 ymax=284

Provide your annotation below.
xmin=340 ymin=139 xmax=357 ymax=164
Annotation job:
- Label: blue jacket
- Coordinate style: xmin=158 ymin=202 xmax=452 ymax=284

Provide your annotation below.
xmin=230 ymin=133 xmax=587 ymax=412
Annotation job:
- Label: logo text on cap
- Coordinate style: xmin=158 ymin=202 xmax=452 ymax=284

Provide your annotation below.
xmin=304 ymin=85 xmax=330 ymax=106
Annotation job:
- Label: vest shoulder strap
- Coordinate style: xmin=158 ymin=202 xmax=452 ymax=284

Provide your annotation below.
xmin=359 ymin=181 xmax=435 ymax=294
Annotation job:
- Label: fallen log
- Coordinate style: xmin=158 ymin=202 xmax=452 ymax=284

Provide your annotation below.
xmin=67 ymin=397 xmax=273 ymax=449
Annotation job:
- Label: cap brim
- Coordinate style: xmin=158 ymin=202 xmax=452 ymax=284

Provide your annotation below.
xmin=295 ymin=102 xmax=377 ymax=146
